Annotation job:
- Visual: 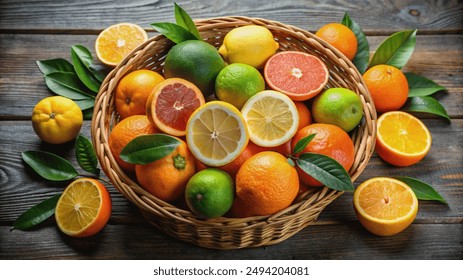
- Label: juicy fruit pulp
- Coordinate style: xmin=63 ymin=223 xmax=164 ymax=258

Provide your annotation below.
xmin=146 ymin=78 xmax=205 ymax=136
xmin=164 ymin=40 xmax=226 ymax=96
xmin=185 ymin=168 xmax=235 ymax=218
xmin=354 ymin=177 xmax=418 ymax=236
xmin=264 ymin=51 xmax=329 ymax=101
xmin=311 ymin=87 xmax=363 ymax=132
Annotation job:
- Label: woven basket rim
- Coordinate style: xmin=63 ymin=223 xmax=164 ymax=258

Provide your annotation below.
xmin=91 ymin=16 xmax=377 ymax=249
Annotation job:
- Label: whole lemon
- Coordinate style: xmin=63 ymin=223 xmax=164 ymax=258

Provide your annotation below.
xmin=215 ymin=63 xmax=265 ymax=109
xmin=32 ymin=96 xmax=83 ymax=144
xmin=218 ymin=25 xmax=279 ymax=69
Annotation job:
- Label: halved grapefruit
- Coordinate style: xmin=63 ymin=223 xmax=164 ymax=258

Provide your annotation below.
xmin=146 ymin=78 xmax=205 ymax=136
xmin=264 ymin=51 xmax=329 ymax=101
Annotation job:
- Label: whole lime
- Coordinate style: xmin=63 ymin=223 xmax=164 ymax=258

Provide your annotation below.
xmin=311 ymin=88 xmax=363 ymax=132
xmin=164 ymin=40 xmax=226 ymax=97
xmin=215 ymin=63 xmax=265 ymax=109
xmin=185 ymin=168 xmax=234 ymax=218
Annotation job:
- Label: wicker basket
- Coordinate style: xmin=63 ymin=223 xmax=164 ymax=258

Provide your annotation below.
xmin=91 ymin=16 xmax=377 ymax=250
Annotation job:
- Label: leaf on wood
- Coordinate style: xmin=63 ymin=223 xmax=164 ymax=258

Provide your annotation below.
xmin=394 ymin=176 xmax=448 ymax=204
xmin=342 ymin=12 xmax=370 ymax=74
xmin=75 ymin=134 xmax=100 ymax=176
xmin=120 ymin=134 xmax=181 ymax=164
xmin=22 ymin=151 xmax=78 ymax=181
xmin=401 ymin=96 xmax=451 ymax=122
xmin=44 ymin=72 xmax=95 ymax=100
xmin=36 ymin=58 xmax=74 ymax=75
xmin=71 ymin=45 xmax=101 ymax=93
xmin=369 ymin=29 xmax=417 ymax=69
xmin=11 ymin=193 xmax=61 ymax=231
xmin=405 ymin=72 xmax=447 ymax=97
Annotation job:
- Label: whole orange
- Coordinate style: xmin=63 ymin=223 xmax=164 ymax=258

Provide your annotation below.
xmin=363 ymin=64 xmax=409 ymax=113
xmin=135 ymin=138 xmax=196 ymax=202
xmin=315 ymin=23 xmax=358 ymax=60
xmin=115 ymin=69 xmax=165 ymax=119
xmin=108 ymin=115 xmax=158 ymax=173
xmin=218 ymin=141 xmax=263 ymax=178
xmin=230 ymin=151 xmax=299 ymax=218
xmin=292 ymin=123 xmax=355 ymax=187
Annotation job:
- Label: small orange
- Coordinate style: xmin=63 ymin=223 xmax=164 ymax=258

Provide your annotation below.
xmin=115 ymin=69 xmax=165 ymax=119
xmin=315 ymin=23 xmax=358 ymax=60
xmin=292 ymin=123 xmax=355 ymax=187
xmin=95 ymin=23 xmax=148 ymax=67
xmin=108 ymin=115 xmax=158 ymax=173
xmin=294 ymin=101 xmax=313 ymax=130
xmin=354 ymin=177 xmax=418 ymax=236
xmin=230 ymin=151 xmax=299 ymax=217
xmin=218 ymin=141 xmax=263 ymax=178
xmin=135 ymin=138 xmax=196 ymax=202
xmin=363 ymin=64 xmax=409 ymax=113
xmin=376 ymin=111 xmax=432 ymax=167
xmin=55 ymin=178 xmax=112 ymax=238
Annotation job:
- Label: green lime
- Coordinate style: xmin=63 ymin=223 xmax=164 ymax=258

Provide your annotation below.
xmin=311 ymin=88 xmax=363 ymax=132
xmin=185 ymin=168 xmax=234 ymax=218
xmin=164 ymin=40 xmax=226 ymax=97
xmin=215 ymin=63 xmax=266 ymax=109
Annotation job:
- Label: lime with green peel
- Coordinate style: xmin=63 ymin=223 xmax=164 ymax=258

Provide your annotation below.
xmin=215 ymin=63 xmax=266 ymax=109
xmin=164 ymin=40 xmax=226 ymax=96
xmin=185 ymin=168 xmax=234 ymax=218
xmin=311 ymin=87 xmax=363 ymax=132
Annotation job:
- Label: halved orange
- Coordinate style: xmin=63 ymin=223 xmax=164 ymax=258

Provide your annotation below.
xmin=376 ymin=111 xmax=432 ymax=167
xmin=264 ymin=51 xmax=329 ymax=101
xmin=146 ymin=78 xmax=205 ymax=136
xmin=55 ymin=178 xmax=112 ymax=238
xmin=95 ymin=23 xmax=148 ymax=67
xmin=354 ymin=177 xmax=418 ymax=236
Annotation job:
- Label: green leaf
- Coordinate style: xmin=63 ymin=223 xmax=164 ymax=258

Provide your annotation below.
xmin=82 ymin=108 xmax=94 ymax=120
xmin=75 ymin=134 xmax=100 ymax=176
xmin=44 ymin=72 xmax=95 ymax=100
xmin=293 ymin=133 xmax=316 ymax=155
xmin=22 ymin=151 xmax=79 ymax=181
xmin=401 ymin=96 xmax=451 ymax=121
xmin=174 ymin=3 xmax=201 ymax=40
xmin=394 ymin=176 xmax=447 ymax=204
xmin=151 ymin=22 xmax=199 ymax=44
xmin=369 ymin=29 xmax=417 ymax=69
xmin=296 ymin=153 xmax=354 ymax=191
xmin=71 ymin=45 xmax=101 ymax=93
xmin=405 ymin=72 xmax=447 ymax=97
xmin=37 ymin=58 xmax=74 ymax=75
xmin=120 ymin=134 xmax=181 ymax=164
xmin=11 ymin=193 xmax=62 ymax=231
xmin=74 ymin=98 xmax=95 ymax=111
xmin=342 ymin=12 xmax=370 ymax=74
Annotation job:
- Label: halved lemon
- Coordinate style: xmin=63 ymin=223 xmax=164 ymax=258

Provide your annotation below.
xmin=186 ymin=101 xmax=249 ymax=166
xmin=95 ymin=23 xmax=148 ymax=67
xmin=55 ymin=178 xmax=112 ymax=238
xmin=241 ymin=90 xmax=299 ymax=147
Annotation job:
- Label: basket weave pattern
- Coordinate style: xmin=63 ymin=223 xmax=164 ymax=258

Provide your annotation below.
xmin=92 ymin=16 xmax=377 ymax=249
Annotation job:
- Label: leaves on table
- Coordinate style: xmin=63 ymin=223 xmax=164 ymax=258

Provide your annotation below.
xmin=22 ymin=151 xmax=78 ymax=181
xmin=37 ymin=58 xmax=74 ymax=75
xmin=120 ymin=134 xmax=181 ymax=164
xmin=342 ymin=12 xmax=370 ymax=74
xmin=394 ymin=176 xmax=448 ymax=204
xmin=75 ymin=134 xmax=100 ymax=177
xmin=368 ymin=29 xmax=417 ymax=69
xmin=11 ymin=193 xmax=61 ymax=231
xmin=402 ymin=96 xmax=451 ymax=122
xmin=405 ymin=72 xmax=447 ymax=97
xmin=71 ymin=45 xmax=102 ymax=93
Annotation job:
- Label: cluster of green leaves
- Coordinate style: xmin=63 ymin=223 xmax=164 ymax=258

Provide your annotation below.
xmin=342 ymin=13 xmax=450 ymax=121
xmin=37 ymin=45 xmax=108 ymax=119
xmin=13 ymin=135 xmax=102 ymax=231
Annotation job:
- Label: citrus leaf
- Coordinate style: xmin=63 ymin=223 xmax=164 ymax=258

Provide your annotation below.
xmin=293 ymin=133 xmax=316 ymax=155
xmin=394 ymin=176 xmax=447 ymax=204
xmin=369 ymin=29 xmax=417 ymax=69
xmin=36 ymin=58 xmax=74 ymax=75
xmin=296 ymin=153 xmax=354 ymax=191
xmin=401 ymin=96 xmax=450 ymax=122
xmin=22 ymin=151 xmax=78 ymax=181
xmin=405 ymin=72 xmax=447 ymax=97
xmin=120 ymin=134 xmax=181 ymax=164
xmin=44 ymin=72 xmax=95 ymax=100
xmin=75 ymin=134 xmax=100 ymax=176
xmin=71 ymin=45 xmax=101 ymax=93
xmin=73 ymin=97 xmax=95 ymax=111
xmin=151 ymin=22 xmax=198 ymax=44
xmin=342 ymin=12 xmax=370 ymax=74
xmin=174 ymin=3 xmax=201 ymax=40
xmin=11 ymin=193 xmax=61 ymax=231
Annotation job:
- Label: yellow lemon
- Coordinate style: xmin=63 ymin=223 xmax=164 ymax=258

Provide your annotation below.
xmin=32 ymin=96 xmax=83 ymax=144
xmin=218 ymin=25 xmax=279 ymax=69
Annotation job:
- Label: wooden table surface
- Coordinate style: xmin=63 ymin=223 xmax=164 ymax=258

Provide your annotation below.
xmin=1 ymin=0 xmax=462 ymax=260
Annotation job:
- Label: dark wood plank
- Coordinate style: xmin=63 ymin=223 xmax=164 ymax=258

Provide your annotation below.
xmin=1 ymin=0 xmax=462 ymax=33
xmin=1 ymin=33 xmax=462 ymax=119
xmin=2 ymin=223 xmax=462 ymax=259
